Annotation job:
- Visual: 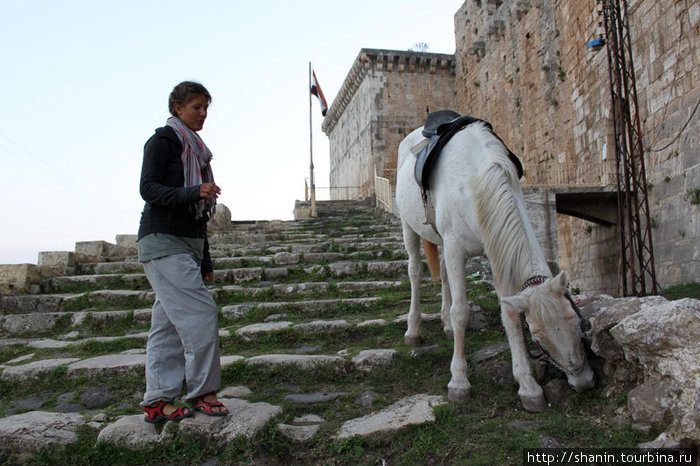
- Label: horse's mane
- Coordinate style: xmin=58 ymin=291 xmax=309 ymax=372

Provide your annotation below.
xmin=471 ymin=133 xmax=534 ymax=296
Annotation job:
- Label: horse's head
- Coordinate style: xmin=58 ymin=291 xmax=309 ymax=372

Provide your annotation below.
xmin=501 ymin=271 xmax=595 ymax=393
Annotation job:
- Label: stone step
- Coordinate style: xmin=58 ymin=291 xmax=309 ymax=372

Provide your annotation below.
xmin=0 ymin=343 xmax=404 ymax=382
xmin=221 ymin=297 xmax=381 ymax=320
xmin=209 ymin=238 xmax=401 ymax=258
xmin=45 ymin=273 xmax=150 ymax=292
xmin=42 ymin=250 xmax=410 ymax=293
xmin=0 ymin=206 xmax=474 ymax=461
xmin=0 ymin=280 xmax=409 ymax=336
xmin=0 ymin=328 xmax=231 ymax=350
xmin=0 ymin=388 xmax=447 ymax=455
xmin=0 ymin=290 xmax=154 ymax=315
xmin=0 ymin=353 xmax=243 ymax=382
xmin=2 ymin=257 xmax=415 ymax=314
xmin=208 ymin=229 xmax=402 ymax=247
xmin=78 ymin=237 xmax=404 ymax=274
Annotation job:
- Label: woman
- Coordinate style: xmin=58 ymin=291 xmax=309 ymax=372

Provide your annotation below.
xmin=138 ymin=81 xmax=228 ymax=423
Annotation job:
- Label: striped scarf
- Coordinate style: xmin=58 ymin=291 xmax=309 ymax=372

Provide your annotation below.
xmin=166 ymin=116 xmax=216 ymax=220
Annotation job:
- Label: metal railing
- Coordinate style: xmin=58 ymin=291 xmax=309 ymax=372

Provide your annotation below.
xmin=520 ymin=163 xmax=617 ymax=188
xmin=305 ymin=179 xmax=371 ymax=201
xmin=374 ymin=167 xmax=393 ymax=212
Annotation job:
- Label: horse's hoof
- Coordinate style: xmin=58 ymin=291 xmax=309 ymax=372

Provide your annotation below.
xmin=404 ymin=335 xmax=421 ymax=346
xmin=520 ymin=394 xmax=547 ymax=412
xmin=448 ymin=387 xmax=472 ymax=404
xmin=444 ymin=329 xmax=454 ymax=340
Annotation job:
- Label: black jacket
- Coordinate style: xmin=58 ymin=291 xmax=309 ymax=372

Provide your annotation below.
xmin=138 ymin=125 xmax=212 ymax=273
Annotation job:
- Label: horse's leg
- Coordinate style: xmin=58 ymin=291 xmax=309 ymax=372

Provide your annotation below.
xmin=440 ymin=254 xmax=453 ymax=339
xmin=402 ymin=222 xmax=422 ymax=346
xmin=500 ymin=303 xmax=546 ymax=412
xmin=443 ymin=239 xmax=471 ymax=403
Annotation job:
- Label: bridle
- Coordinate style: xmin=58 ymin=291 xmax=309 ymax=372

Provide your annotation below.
xmin=518 ymin=275 xmax=592 ymax=371
xmin=521 ymin=275 xmax=591 ymax=333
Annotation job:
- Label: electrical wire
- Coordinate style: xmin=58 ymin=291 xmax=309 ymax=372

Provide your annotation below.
xmin=647 ymin=98 xmax=699 ymax=153
xmin=0 ymin=132 xmax=139 ymax=221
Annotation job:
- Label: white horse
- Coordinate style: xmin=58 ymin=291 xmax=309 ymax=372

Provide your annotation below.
xmin=396 ymin=122 xmax=595 ymax=412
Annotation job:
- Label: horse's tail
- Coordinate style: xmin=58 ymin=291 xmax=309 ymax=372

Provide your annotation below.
xmin=421 ymin=238 xmax=440 ymax=284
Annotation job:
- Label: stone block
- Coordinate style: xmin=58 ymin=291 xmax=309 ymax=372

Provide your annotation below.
xmin=38 ymin=251 xmax=75 ymax=268
xmin=293 ymin=201 xmax=313 ymax=220
xmin=232 ymin=267 xmax=263 ymax=283
xmin=115 ymin=235 xmax=137 ymax=251
xmin=75 ymin=241 xmax=116 ymax=263
xmin=0 ymin=264 xmax=41 ymax=295
xmin=208 ymin=204 xmax=232 ymax=233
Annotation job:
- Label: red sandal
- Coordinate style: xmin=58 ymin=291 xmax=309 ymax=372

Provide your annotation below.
xmin=191 ymin=392 xmax=229 ymax=417
xmin=143 ymin=400 xmax=193 ymax=424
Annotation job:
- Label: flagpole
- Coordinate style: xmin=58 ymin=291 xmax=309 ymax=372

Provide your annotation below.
xmin=308 ymin=62 xmax=317 ymax=217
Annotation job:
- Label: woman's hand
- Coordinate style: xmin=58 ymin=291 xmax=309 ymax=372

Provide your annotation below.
xmin=199 ymin=182 xmax=221 ymax=200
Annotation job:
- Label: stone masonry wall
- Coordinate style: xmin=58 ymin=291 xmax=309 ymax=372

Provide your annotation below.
xmin=324 ymin=49 xmax=457 ymax=197
xmin=326 ymin=77 xmax=375 ymax=200
xmin=454 ymin=0 xmax=699 ymax=293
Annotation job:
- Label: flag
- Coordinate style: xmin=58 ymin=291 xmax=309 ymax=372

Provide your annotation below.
xmin=310 ymin=70 xmax=328 ymax=116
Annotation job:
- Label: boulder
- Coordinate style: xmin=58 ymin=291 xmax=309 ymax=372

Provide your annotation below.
xmin=208 ymin=204 xmax=232 ymax=232
xmin=584 ymin=296 xmax=700 ymax=443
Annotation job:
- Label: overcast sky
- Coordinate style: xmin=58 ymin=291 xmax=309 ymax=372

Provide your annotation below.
xmin=0 ymin=0 xmax=462 ymax=264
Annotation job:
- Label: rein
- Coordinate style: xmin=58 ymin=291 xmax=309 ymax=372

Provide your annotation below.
xmin=518 ymin=275 xmax=591 ymax=370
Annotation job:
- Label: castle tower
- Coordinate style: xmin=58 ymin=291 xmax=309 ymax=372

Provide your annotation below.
xmin=322 ymin=49 xmax=456 ymax=200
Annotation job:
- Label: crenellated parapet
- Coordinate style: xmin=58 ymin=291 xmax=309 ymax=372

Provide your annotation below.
xmin=322 ymin=49 xmax=455 ymax=134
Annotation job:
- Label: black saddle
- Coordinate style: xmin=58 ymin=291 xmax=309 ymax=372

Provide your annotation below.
xmin=414 ymin=110 xmax=523 ymax=191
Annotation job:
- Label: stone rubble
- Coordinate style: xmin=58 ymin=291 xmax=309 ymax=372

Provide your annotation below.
xmin=582 ymin=295 xmax=700 ymax=443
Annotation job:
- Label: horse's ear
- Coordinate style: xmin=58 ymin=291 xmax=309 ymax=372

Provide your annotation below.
xmin=501 ymin=294 xmax=529 ymax=315
xmin=549 ymin=270 xmax=568 ymax=293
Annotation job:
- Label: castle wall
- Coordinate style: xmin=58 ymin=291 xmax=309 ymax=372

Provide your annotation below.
xmin=454 ymin=0 xmax=699 ymax=293
xmin=326 ymin=77 xmax=376 ymax=200
xmin=324 ymin=50 xmax=457 ymax=197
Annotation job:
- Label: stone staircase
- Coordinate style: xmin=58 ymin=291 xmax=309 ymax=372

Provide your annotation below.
xmin=1 ymin=202 xmax=502 ymax=462
xmin=1 ymin=201 xmax=688 ymax=463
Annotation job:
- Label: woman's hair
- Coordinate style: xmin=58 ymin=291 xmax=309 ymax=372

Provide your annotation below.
xmin=168 ymin=81 xmax=212 ymax=117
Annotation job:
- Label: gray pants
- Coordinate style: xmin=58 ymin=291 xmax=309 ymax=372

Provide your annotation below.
xmin=141 ymin=253 xmax=221 ymax=406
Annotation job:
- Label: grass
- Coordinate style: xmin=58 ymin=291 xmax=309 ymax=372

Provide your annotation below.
xmin=663 ymin=282 xmax=700 ymax=300
xmin=0 ymin=213 xmax=667 ymax=465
